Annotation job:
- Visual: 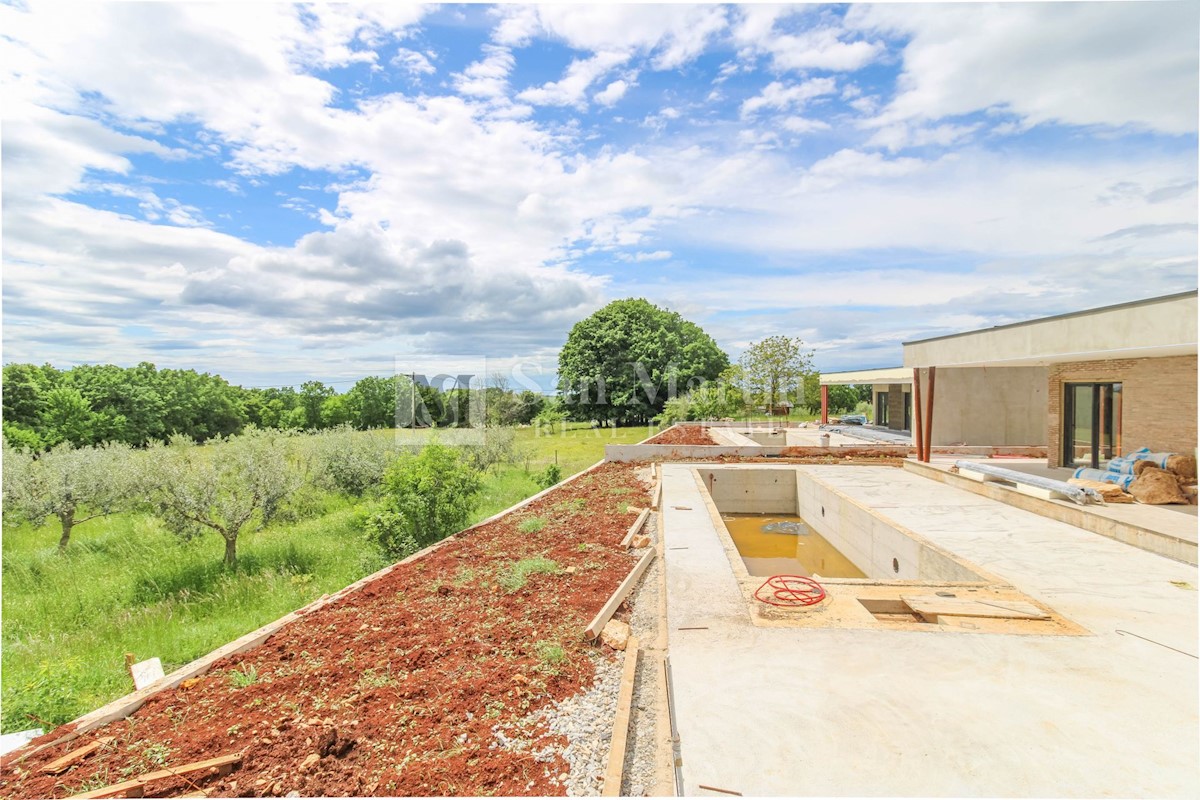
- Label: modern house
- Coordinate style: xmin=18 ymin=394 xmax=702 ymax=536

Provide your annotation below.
xmin=821 ymin=291 xmax=1198 ymax=467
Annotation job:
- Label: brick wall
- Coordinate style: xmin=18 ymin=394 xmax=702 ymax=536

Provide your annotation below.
xmin=886 ymin=383 xmax=906 ymax=431
xmin=1047 ymin=355 xmax=1197 ymax=467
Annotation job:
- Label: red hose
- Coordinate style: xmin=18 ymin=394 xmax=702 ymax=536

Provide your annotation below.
xmin=753 ymin=575 xmax=826 ymax=607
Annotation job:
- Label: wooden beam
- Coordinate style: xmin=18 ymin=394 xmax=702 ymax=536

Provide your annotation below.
xmin=40 ymin=736 xmax=114 ymax=775
xmin=132 ymin=753 xmax=242 ymax=785
xmin=620 ymin=508 xmax=650 ymax=547
xmin=65 ymin=754 xmax=242 ymax=800
xmin=601 ymin=637 xmax=640 ymax=796
xmin=912 ymin=368 xmax=924 ymax=462
xmin=923 ymin=366 xmax=936 ymax=464
xmin=585 ymin=550 xmax=656 ymax=640
xmin=67 ymin=780 xmax=144 ymax=799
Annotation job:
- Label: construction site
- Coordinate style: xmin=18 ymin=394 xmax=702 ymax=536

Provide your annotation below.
xmin=2 ymin=293 xmax=1197 ymax=798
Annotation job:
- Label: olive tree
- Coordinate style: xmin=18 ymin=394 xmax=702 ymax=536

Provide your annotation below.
xmin=1 ymin=439 xmax=136 ymax=551
xmin=144 ymin=428 xmax=298 ymax=568
xmin=301 ymin=424 xmax=402 ymax=496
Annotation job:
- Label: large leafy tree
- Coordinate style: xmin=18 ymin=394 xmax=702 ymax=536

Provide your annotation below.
xmin=557 ymin=298 xmax=729 ymax=424
xmin=738 ymin=335 xmax=814 ymax=412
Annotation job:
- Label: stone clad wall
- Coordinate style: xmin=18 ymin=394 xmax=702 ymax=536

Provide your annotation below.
xmin=1047 ymin=355 xmax=1198 ymax=467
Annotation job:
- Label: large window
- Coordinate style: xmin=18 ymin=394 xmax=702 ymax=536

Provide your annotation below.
xmin=1063 ymin=382 xmax=1122 ymax=469
xmin=875 ymin=391 xmax=889 ymax=426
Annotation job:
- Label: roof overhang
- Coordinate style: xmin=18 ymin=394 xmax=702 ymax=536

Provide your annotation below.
xmin=820 ymin=367 xmax=911 ymax=386
xmin=904 ymin=291 xmax=1198 ymax=368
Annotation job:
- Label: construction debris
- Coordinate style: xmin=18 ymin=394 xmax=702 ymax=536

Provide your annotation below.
xmin=1066 ymin=479 xmax=1134 ymax=503
xmin=600 ymin=620 xmax=631 ymax=651
xmin=1129 ymin=467 xmax=1188 ymax=505
xmin=40 ymin=737 xmax=114 ymax=775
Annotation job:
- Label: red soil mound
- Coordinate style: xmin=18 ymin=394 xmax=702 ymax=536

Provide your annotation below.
xmin=644 ymin=425 xmax=716 ymax=445
xmin=1 ymin=462 xmax=649 ymax=798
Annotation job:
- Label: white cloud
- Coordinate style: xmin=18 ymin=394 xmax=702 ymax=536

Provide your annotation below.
xmin=733 ymin=6 xmax=883 ymax=72
xmin=453 ymin=45 xmax=515 ymax=100
xmin=594 ymin=79 xmax=631 ymax=108
xmin=740 ymin=78 xmax=838 ymax=118
xmin=495 ymin=4 xmax=728 ymax=69
xmin=865 ymin=122 xmax=981 ymax=152
xmin=518 ymin=51 xmax=628 ymax=108
xmin=847 ymin=2 xmax=1199 ymax=134
xmin=781 ymin=117 xmax=831 ymax=134
xmin=391 ymin=48 xmax=436 ymax=76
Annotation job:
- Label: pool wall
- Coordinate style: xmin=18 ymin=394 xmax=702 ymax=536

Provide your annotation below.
xmin=696 ymin=466 xmax=984 ymax=583
xmin=795 ymin=472 xmax=984 ymax=583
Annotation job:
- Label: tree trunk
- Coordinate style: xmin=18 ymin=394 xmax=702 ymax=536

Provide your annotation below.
xmin=224 ymin=536 xmax=238 ymax=569
xmin=57 ymin=511 xmax=75 ymax=553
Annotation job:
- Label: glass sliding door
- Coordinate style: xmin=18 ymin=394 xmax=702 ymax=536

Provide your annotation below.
xmin=1063 ymin=382 xmax=1122 ymax=468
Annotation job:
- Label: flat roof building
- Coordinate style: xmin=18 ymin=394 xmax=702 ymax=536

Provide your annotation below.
xmin=821 ymin=291 xmax=1198 ymax=466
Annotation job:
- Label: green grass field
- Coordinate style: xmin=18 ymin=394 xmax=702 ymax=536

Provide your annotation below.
xmin=0 ymin=423 xmax=653 ymax=733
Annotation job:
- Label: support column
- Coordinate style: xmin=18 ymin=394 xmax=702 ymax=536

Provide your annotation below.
xmin=820 ymin=384 xmax=829 ymax=424
xmin=911 ymin=368 xmax=923 ymax=461
xmin=923 ymin=366 xmax=936 ymax=463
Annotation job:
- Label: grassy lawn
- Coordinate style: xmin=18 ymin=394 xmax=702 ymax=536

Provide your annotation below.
xmin=0 ymin=423 xmax=654 ymax=733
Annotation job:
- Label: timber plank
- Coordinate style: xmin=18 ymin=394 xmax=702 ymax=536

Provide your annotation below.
xmin=902 ymin=595 xmax=1049 ymax=622
xmin=601 ymin=637 xmax=641 ymax=796
xmin=586 ymin=550 xmax=655 ymax=640
xmin=40 ymin=736 xmax=113 ymax=775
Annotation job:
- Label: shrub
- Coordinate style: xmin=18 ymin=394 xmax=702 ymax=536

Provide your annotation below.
xmin=365 ymin=443 xmax=483 ymax=560
xmin=535 ymin=464 xmax=563 ymax=489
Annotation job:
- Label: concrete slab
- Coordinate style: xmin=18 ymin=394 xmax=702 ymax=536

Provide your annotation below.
xmin=661 ymin=463 xmax=1198 ymax=798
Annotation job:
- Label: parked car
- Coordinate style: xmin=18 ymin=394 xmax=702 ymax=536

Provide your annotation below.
xmin=839 ymin=414 xmax=868 ymax=425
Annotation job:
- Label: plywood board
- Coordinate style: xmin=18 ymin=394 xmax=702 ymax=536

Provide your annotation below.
xmin=901 ymin=595 xmax=1049 ymax=622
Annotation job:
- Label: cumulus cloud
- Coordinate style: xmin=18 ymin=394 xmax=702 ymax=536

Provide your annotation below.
xmin=594 ymin=78 xmax=632 ymax=108
xmin=732 ymin=6 xmax=883 ymax=72
xmin=847 ymin=2 xmax=1200 ymax=134
xmin=518 ymin=51 xmax=629 ymax=108
xmin=740 ymin=78 xmax=838 ymax=118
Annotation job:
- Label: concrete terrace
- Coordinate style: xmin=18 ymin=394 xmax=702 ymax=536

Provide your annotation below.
xmin=661 ymin=463 xmax=1199 ymax=797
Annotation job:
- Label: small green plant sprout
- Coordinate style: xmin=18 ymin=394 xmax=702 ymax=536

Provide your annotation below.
xmin=533 ymin=641 xmax=567 ymax=674
xmin=518 ymin=516 xmax=547 ymax=534
xmin=357 ymin=668 xmax=394 ymax=690
xmin=228 ymin=664 xmax=259 ymax=689
xmin=552 ymin=497 xmax=586 ymax=515
xmin=498 ymin=557 xmax=560 ymax=592
xmin=617 ymin=501 xmax=630 ymax=514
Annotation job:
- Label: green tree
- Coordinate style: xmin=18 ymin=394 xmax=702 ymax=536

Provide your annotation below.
xmin=557 ymin=298 xmax=729 ymax=425
xmin=144 ymin=428 xmax=299 ymax=568
xmin=738 ymin=336 xmax=813 ymax=413
xmin=2 ymin=440 xmax=136 ymax=551
xmin=303 ymin=425 xmax=401 ymax=496
xmin=346 ymin=376 xmax=399 ymax=429
xmin=299 ymin=381 xmax=335 ymax=430
xmin=365 ymin=443 xmax=483 ymax=560
xmin=39 ymin=386 xmax=96 ymax=447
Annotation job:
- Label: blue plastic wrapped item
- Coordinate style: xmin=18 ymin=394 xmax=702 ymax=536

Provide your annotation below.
xmin=1073 ymin=467 xmax=1134 ymax=490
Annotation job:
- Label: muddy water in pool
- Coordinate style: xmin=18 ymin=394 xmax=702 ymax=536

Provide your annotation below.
xmin=722 ymin=514 xmax=866 ymax=579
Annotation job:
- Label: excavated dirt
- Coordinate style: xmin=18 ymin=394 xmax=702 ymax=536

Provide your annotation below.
xmin=1 ymin=462 xmax=650 ymax=798
xmin=644 ymin=426 xmax=716 ymax=445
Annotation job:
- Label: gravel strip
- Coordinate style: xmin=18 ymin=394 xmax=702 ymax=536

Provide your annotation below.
xmin=491 ymin=650 xmax=622 ymax=796
xmin=622 ymin=511 xmax=666 ymax=796
xmin=492 ymin=503 xmax=665 ymax=797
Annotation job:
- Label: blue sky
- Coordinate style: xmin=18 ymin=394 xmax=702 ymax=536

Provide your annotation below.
xmin=2 ymin=1 xmax=1197 ymax=391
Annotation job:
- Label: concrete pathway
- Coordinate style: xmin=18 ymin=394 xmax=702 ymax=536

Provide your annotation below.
xmin=662 ymin=464 xmax=1198 ymax=797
